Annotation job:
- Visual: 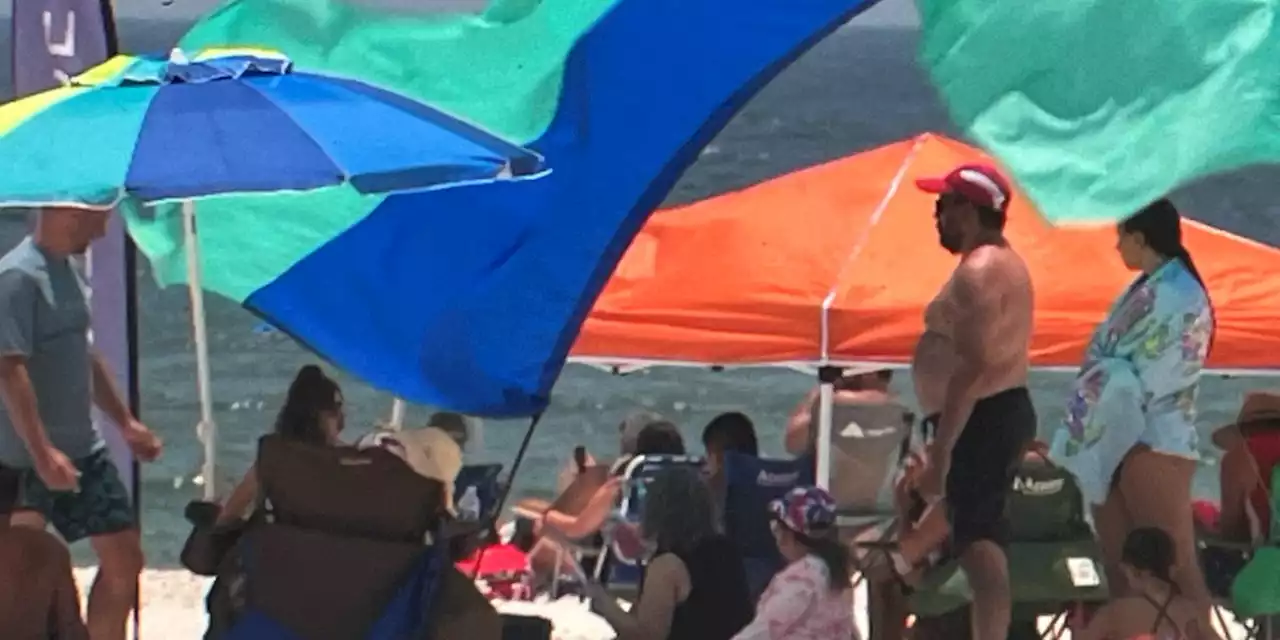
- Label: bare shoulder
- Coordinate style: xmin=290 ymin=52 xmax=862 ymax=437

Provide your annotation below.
xmin=649 ymin=552 xmax=692 ymax=581
xmin=647 ymin=551 xmax=693 ymax=595
xmin=955 ymin=245 xmax=1030 ymax=293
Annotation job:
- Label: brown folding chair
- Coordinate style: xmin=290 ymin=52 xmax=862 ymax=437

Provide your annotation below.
xmin=240 ymin=435 xmax=501 ymax=639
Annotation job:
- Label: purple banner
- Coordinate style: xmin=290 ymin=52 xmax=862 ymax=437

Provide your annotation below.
xmin=11 ymin=1 xmax=137 ymax=502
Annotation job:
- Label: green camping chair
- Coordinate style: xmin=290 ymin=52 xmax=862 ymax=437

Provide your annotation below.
xmin=909 ymin=450 xmax=1109 ymax=639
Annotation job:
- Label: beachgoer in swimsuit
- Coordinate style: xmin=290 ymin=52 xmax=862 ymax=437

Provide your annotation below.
xmin=1076 ymin=527 xmax=1217 ymax=639
xmin=1050 ymin=199 xmax=1216 ymax=625
xmin=911 ymin=163 xmax=1036 ymax=640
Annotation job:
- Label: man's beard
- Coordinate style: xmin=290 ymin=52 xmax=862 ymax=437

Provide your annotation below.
xmin=938 ymin=228 xmax=964 ymax=254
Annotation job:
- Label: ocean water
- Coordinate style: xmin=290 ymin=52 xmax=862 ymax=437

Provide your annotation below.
xmin=3 ymin=19 xmax=1280 ymax=567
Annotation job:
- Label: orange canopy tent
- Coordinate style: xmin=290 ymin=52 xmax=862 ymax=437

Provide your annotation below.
xmin=573 ymin=133 xmax=1280 ymax=372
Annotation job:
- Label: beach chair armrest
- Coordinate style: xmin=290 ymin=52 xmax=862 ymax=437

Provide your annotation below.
xmin=1198 ymin=536 xmax=1256 ymax=553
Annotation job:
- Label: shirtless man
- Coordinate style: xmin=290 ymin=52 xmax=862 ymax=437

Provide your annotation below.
xmin=911 ymin=164 xmax=1035 ymax=640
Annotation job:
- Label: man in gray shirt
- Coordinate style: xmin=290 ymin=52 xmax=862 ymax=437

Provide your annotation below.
xmin=0 ymin=207 xmax=162 ymax=640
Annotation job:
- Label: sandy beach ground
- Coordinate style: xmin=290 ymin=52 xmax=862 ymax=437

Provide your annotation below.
xmin=77 ymin=568 xmax=1255 ymax=639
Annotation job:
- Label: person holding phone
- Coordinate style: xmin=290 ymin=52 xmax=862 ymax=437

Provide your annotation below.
xmin=583 ymin=467 xmax=752 ymax=640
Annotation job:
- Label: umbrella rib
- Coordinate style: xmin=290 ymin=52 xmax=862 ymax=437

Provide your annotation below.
xmin=233 ymin=77 xmax=351 ymax=189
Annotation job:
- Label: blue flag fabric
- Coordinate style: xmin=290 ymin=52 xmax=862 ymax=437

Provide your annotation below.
xmin=190 ymin=0 xmax=881 ymax=416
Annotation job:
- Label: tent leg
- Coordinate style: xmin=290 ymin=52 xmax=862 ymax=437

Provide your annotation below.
xmin=183 ymin=201 xmax=217 ymax=501
xmin=815 ymin=365 xmax=840 ymax=490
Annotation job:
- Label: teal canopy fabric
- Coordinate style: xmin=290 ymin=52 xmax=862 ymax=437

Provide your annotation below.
xmin=917 ymin=0 xmax=1280 ymax=225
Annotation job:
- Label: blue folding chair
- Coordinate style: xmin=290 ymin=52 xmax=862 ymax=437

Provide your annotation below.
xmin=722 ymin=452 xmax=815 ymax=601
xmin=593 ymin=454 xmax=706 ymax=591
xmin=454 ymin=463 xmax=504 ymax=521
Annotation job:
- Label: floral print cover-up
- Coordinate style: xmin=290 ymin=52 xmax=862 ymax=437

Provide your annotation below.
xmin=1050 ymin=258 xmax=1212 ymax=505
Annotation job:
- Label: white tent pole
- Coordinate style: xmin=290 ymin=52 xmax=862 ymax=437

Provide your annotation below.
xmin=388 ymin=397 xmax=406 ymax=430
xmin=816 ymin=380 xmax=834 ymax=491
xmin=182 ymin=201 xmax=217 ymax=501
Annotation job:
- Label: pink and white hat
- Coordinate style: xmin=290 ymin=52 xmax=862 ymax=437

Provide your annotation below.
xmin=916 ymin=163 xmax=1012 ymax=212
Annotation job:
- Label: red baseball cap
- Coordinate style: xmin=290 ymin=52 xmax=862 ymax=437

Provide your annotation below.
xmin=916 ymin=163 xmax=1012 ymax=212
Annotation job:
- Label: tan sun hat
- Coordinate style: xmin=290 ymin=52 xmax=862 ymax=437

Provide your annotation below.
xmin=1211 ymin=390 xmax=1280 ymax=450
xmin=357 ymin=426 xmax=463 ymax=514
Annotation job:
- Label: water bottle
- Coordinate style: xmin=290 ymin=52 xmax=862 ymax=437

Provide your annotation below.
xmin=458 ymin=485 xmax=481 ymax=522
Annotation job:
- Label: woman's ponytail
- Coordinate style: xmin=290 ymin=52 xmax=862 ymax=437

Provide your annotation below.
xmin=275 ymin=365 xmax=340 ymax=444
xmin=1121 ymin=199 xmax=1216 ymax=355
xmin=1173 ymin=244 xmax=1216 ymax=355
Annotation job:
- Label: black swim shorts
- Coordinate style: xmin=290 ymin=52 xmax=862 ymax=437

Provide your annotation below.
xmin=17 ymin=446 xmax=136 ymax=543
xmin=925 ymin=386 xmax=1036 ymax=552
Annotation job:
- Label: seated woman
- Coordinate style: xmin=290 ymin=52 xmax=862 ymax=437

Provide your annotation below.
xmin=217 ymin=365 xmax=346 ymax=525
xmin=1189 ymin=391 xmax=1280 ymax=601
xmin=533 ymin=419 xmax=684 ymax=541
xmin=1209 ymin=391 xmax=1280 ymax=544
xmin=521 ymin=419 xmax=686 ymax=583
xmin=554 ymin=410 xmax=668 ymax=491
xmin=733 ymin=486 xmax=857 ymax=639
xmin=0 ymin=466 xmax=86 ymax=639
xmin=202 ymin=365 xmax=346 ymax=637
xmin=585 ymin=466 xmax=754 ymax=640
xmin=702 ymin=411 xmax=760 ymax=510
xmin=1077 ymin=527 xmax=1216 ymax=639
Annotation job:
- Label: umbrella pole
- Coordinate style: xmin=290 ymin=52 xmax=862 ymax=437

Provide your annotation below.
xmin=388 ymin=398 xmax=406 ymax=430
xmin=182 ymin=200 xmax=217 ymax=501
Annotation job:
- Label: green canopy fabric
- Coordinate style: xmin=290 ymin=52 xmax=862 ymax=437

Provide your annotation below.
xmin=916 ymin=0 xmax=1280 ymax=225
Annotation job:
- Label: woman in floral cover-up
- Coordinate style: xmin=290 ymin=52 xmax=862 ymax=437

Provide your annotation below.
xmin=1049 ymin=199 xmax=1217 ymax=620
xmin=733 ymin=486 xmax=858 ymax=640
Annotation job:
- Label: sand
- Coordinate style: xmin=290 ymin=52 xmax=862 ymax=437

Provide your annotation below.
xmin=74 ymin=568 xmax=1254 ymax=639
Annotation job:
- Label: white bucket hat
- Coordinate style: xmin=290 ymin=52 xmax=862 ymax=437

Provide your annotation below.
xmin=357 ymin=426 xmax=463 ymax=514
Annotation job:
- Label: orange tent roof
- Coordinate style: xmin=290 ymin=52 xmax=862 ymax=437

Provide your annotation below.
xmin=573 ymin=133 xmax=1280 ymax=371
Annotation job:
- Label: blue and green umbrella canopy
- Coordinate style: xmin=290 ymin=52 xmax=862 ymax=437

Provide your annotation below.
xmin=0 ymin=47 xmax=547 ymax=208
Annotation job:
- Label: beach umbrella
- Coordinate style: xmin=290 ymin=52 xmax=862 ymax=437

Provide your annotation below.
xmin=0 ymin=47 xmax=548 ymax=498
xmin=0 ymin=47 xmax=546 ymax=207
